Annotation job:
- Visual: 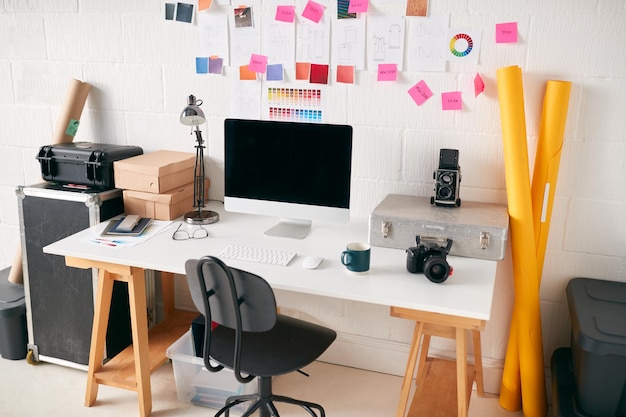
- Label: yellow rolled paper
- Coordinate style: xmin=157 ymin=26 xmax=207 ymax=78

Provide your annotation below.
xmin=496 ymin=66 xmax=547 ymax=417
xmin=532 ymin=80 xmax=572 ymax=276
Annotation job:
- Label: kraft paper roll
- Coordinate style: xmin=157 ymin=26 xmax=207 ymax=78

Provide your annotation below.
xmin=7 ymin=246 xmax=23 ymax=285
xmin=496 ymin=65 xmax=547 ymax=417
xmin=532 ymin=80 xmax=572 ymax=276
xmin=52 ymin=78 xmax=91 ymax=144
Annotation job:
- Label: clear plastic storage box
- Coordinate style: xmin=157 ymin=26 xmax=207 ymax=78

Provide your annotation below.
xmin=166 ymin=330 xmax=256 ymax=412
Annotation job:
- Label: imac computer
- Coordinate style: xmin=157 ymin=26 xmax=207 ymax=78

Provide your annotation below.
xmin=224 ymin=118 xmax=353 ymax=239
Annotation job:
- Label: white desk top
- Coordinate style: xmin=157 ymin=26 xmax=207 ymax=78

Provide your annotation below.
xmin=44 ymin=203 xmax=497 ymax=321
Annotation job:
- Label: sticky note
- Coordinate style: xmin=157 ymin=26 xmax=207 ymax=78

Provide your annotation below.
xmin=248 ymin=54 xmax=268 ymax=73
xmin=302 ymin=0 xmax=325 ymax=23
xmin=266 ymin=64 xmax=284 ymax=81
xmin=442 ymin=91 xmax=463 ymax=110
xmin=276 ymin=5 xmax=295 ymax=22
xmin=496 ymin=22 xmax=517 ymax=43
xmin=198 ymin=0 xmax=212 ymax=11
xmin=336 ymin=65 xmax=354 ymax=84
xmin=310 ymin=63 xmax=329 ymax=84
xmin=296 ymin=62 xmax=311 ymax=80
xmin=196 ymin=57 xmax=208 ymax=74
xmin=209 ymin=57 xmax=223 ymax=74
xmin=408 ymin=80 xmax=432 ymax=106
xmin=348 ymin=0 xmax=368 ymax=13
xmin=377 ymin=63 xmax=397 ymax=81
xmin=239 ymin=65 xmax=257 ymax=80
xmin=474 ymin=73 xmax=485 ymax=97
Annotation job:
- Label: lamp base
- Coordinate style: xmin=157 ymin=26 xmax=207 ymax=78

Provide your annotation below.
xmin=184 ymin=210 xmax=219 ymax=225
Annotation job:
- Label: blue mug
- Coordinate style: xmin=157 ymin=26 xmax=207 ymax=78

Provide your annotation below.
xmin=341 ymin=243 xmax=370 ymax=273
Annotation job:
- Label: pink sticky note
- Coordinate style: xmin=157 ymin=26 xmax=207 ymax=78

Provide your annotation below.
xmin=302 ymin=0 xmax=325 ymax=23
xmin=474 ymin=73 xmax=485 ymax=97
xmin=496 ymin=22 xmax=517 ymax=43
xmin=248 ymin=54 xmax=268 ymax=73
xmin=442 ymin=91 xmax=463 ymax=110
xmin=377 ymin=63 xmax=397 ymax=82
xmin=276 ymin=5 xmax=295 ymax=22
xmin=408 ymin=80 xmax=433 ymax=106
xmin=348 ymin=0 xmax=368 ymax=13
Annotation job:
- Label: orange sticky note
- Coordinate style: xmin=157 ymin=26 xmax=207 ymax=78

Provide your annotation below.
xmin=198 ymin=0 xmax=212 ymax=11
xmin=336 ymin=65 xmax=354 ymax=84
xmin=296 ymin=62 xmax=311 ymax=80
xmin=239 ymin=65 xmax=257 ymax=80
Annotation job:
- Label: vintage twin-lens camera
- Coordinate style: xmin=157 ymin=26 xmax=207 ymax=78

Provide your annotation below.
xmin=406 ymin=236 xmax=454 ymax=283
xmin=431 ymin=148 xmax=461 ymax=207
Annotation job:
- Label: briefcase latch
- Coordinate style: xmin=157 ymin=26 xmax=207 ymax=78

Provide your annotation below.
xmin=480 ymin=232 xmax=490 ymax=250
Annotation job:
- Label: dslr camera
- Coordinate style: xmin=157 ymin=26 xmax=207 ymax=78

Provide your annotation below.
xmin=406 ymin=236 xmax=454 ymax=283
xmin=431 ymin=148 xmax=461 ymax=207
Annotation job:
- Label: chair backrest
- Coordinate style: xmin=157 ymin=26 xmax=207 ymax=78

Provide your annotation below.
xmin=185 ymin=256 xmax=277 ymax=333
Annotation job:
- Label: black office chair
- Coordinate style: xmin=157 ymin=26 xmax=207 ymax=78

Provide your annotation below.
xmin=185 ymin=256 xmax=337 ymax=417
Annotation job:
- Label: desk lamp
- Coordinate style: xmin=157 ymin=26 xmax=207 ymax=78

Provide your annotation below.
xmin=180 ymin=94 xmax=219 ymax=225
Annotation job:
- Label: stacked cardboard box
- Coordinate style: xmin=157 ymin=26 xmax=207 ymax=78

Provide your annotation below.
xmin=113 ymin=150 xmax=209 ymax=220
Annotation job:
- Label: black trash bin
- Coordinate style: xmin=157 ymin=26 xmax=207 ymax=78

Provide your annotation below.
xmin=0 ymin=268 xmax=27 ymax=360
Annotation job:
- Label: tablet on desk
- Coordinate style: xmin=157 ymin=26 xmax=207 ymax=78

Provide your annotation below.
xmin=102 ymin=216 xmax=152 ymax=236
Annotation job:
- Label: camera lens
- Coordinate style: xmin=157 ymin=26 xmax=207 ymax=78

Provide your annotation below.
xmin=437 ymin=185 xmax=453 ymax=199
xmin=440 ymin=173 xmax=453 ymax=184
xmin=423 ymin=256 xmax=450 ymax=283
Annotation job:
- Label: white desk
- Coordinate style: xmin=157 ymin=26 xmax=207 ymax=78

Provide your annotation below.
xmin=44 ymin=202 xmax=497 ymax=417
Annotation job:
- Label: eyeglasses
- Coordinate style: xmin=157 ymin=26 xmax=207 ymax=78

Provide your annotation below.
xmin=172 ymin=222 xmax=209 ymax=241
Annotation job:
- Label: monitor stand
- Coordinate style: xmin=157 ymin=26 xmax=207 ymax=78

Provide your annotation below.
xmin=264 ymin=218 xmax=312 ymax=239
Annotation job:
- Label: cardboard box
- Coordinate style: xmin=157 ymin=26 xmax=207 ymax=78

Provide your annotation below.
xmin=114 ymin=150 xmax=195 ymax=193
xmin=123 ymin=180 xmax=210 ymax=220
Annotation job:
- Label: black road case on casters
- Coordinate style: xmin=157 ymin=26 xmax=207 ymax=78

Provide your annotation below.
xmin=16 ymin=183 xmax=132 ymax=369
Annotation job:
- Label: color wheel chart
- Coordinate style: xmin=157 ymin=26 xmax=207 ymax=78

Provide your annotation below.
xmin=450 ymin=33 xmax=473 ymax=57
xmin=266 ymin=87 xmax=324 ymax=122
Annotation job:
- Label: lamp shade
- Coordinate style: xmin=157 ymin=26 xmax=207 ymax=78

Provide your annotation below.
xmin=180 ymin=95 xmax=206 ymax=126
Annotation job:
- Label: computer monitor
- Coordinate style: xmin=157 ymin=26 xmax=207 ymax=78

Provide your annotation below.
xmin=224 ymin=118 xmax=353 ymax=239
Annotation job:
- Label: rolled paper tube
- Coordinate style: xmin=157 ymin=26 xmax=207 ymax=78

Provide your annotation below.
xmin=532 ymin=80 xmax=572 ymax=276
xmin=496 ymin=65 xmax=547 ymax=417
xmin=7 ymin=245 xmax=23 ymax=285
xmin=52 ymin=78 xmax=91 ymax=144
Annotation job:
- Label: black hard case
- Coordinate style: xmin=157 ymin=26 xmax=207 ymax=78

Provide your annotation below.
xmin=37 ymin=142 xmax=143 ymax=189
xmin=16 ymin=183 xmax=132 ymax=368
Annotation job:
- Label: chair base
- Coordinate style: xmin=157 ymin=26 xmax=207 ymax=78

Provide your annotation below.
xmin=215 ymin=376 xmax=325 ymax=417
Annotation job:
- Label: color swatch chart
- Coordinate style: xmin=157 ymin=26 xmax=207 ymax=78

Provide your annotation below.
xmin=266 ymin=87 xmax=323 ymax=122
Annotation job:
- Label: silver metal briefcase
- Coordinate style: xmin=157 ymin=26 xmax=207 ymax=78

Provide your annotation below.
xmin=368 ymin=194 xmax=509 ymax=261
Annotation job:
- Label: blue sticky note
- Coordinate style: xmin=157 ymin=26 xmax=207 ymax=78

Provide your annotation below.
xmin=209 ymin=57 xmax=223 ymax=75
xmin=196 ymin=57 xmax=208 ymax=74
xmin=266 ymin=64 xmax=284 ymax=81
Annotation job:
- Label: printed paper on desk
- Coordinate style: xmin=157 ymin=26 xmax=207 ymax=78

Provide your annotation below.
xmin=85 ymin=220 xmax=174 ymax=249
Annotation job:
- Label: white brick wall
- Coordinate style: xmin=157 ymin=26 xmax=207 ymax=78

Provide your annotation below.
xmin=2 ymin=0 xmax=625 ymax=394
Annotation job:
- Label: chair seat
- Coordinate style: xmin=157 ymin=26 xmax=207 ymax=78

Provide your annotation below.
xmin=209 ymin=315 xmax=336 ymax=377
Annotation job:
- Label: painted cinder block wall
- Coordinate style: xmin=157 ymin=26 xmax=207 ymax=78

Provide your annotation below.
xmin=1 ymin=0 xmax=625 ymax=394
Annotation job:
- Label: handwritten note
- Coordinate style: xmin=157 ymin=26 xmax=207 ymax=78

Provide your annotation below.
xmin=377 ymin=63 xmax=397 ymax=81
xmin=408 ymin=80 xmax=433 ymax=106
xmin=248 ymin=54 xmax=268 ymax=73
xmin=474 ymin=73 xmax=485 ymax=97
xmin=302 ymin=0 xmax=325 ymax=23
xmin=496 ymin=22 xmax=517 ymax=43
xmin=442 ymin=91 xmax=462 ymax=110
xmin=348 ymin=0 xmax=368 ymax=13
xmin=275 ymin=5 xmax=295 ymax=23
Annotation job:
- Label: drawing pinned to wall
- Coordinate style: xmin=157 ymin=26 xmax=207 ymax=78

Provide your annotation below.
xmin=338 ymin=0 xmax=357 ymax=19
xmin=406 ymin=14 xmax=448 ymax=72
xmin=230 ymin=75 xmax=262 ymax=119
xmin=366 ymin=15 xmax=405 ymax=71
xmin=198 ymin=11 xmax=229 ymax=66
xmin=405 ymin=0 xmax=427 ymax=17
xmin=408 ymin=79 xmax=432 ymax=106
xmin=446 ymin=28 xmax=482 ymax=64
xmin=264 ymin=86 xmax=325 ymax=122
xmin=229 ymin=5 xmax=261 ymax=66
xmin=496 ymin=22 xmax=518 ymax=43
xmin=296 ymin=13 xmax=331 ymax=64
xmin=331 ymin=17 xmax=366 ymax=70
xmin=265 ymin=15 xmax=296 ymax=69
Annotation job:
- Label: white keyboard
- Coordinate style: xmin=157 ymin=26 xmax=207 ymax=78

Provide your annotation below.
xmin=217 ymin=244 xmax=297 ymax=266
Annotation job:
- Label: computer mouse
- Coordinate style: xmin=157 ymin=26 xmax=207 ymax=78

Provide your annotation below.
xmin=302 ymin=256 xmax=323 ymax=269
